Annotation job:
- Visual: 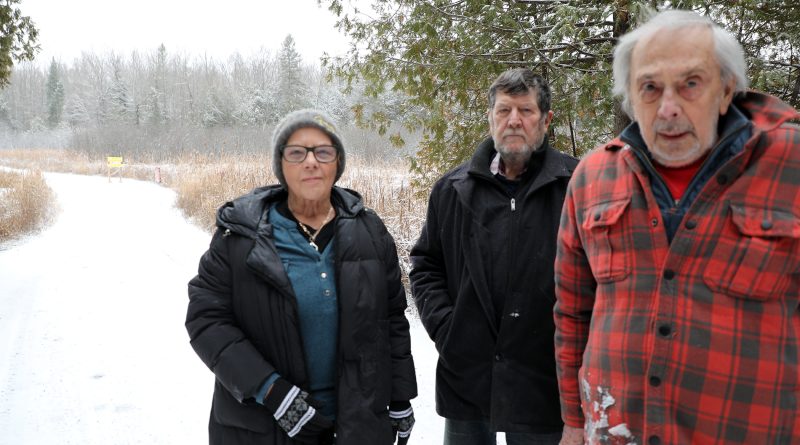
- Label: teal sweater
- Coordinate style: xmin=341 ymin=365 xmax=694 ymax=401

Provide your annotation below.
xmin=266 ymin=205 xmax=339 ymax=419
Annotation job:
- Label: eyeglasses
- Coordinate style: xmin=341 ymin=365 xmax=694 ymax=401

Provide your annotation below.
xmin=281 ymin=145 xmax=338 ymax=163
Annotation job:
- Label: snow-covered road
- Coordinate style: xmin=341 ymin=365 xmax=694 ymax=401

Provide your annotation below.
xmin=0 ymin=172 xmax=444 ymax=444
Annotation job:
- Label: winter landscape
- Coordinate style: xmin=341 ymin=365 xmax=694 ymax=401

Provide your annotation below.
xmin=0 ymin=171 xmax=470 ymax=444
xmin=1 ymin=1 xmax=795 ymax=444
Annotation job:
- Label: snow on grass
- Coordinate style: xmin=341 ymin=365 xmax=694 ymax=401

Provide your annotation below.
xmin=0 ymin=172 xmax=456 ymax=444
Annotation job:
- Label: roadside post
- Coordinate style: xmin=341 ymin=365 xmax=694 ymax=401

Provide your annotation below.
xmin=107 ymin=156 xmax=123 ymax=183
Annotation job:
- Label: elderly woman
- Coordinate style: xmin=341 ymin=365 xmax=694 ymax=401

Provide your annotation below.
xmin=186 ymin=109 xmax=418 ymax=445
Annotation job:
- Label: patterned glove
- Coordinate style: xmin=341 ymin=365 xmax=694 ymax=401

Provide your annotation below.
xmin=263 ymin=378 xmax=334 ymax=444
xmin=389 ymin=401 xmax=415 ymax=445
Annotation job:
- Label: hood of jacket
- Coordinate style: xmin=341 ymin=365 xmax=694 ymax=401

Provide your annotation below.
xmin=215 ymin=185 xmax=365 ymax=238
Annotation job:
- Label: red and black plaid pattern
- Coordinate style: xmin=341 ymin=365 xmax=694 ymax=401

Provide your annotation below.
xmin=554 ymin=92 xmax=800 ymax=445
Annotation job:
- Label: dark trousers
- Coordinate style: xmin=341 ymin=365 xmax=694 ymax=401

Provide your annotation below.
xmin=443 ymin=418 xmax=562 ymax=445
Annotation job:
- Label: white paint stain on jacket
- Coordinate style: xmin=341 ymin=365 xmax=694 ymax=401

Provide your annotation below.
xmin=581 ymin=378 xmax=636 ymax=444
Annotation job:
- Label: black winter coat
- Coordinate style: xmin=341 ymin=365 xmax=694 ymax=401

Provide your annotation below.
xmin=186 ymin=185 xmax=417 ymax=445
xmin=410 ymin=138 xmax=577 ymax=433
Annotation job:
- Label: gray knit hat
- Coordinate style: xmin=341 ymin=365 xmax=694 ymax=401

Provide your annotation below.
xmin=271 ymin=108 xmax=345 ymax=189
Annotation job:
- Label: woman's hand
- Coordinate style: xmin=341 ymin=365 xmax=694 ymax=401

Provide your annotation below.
xmin=263 ymin=378 xmax=333 ymax=444
xmin=389 ymin=401 xmax=415 ymax=444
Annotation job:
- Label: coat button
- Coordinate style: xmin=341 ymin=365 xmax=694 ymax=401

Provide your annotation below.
xmin=594 ymin=213 xmax=601 ymax=221
xmin=658 ymin=324 xmax=672 ymax=337
xmin=321 ymin=272 xmax=328 ymax=279
xmin=649 ymin=435 xmax=662 ymax=445
xmin=323 ymin=289 xmax=331 ymax=296
xmin=651 ymin=218 xmax=658 ymax=227
xmin=663 ymin=269 xmax=675 ymax=280
xmin=649 ymin=376 xmax=662 ymax=387
xmin=685 ymin=220 xmax=697 ymax=230
xmin=761 ymin=219 xmax=773 ymax=230
xmin=495 ymin=354 xmax=503 ymax=362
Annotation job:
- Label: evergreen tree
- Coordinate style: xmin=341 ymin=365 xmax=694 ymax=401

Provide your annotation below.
xmin=145 ymin=43 xmax=169 ymax=125
xmin=107 ymin=64 xmax=133 ymax=123
xmin=143 ymin=86 xmax=167 ymax=126
xmin=45 ymin=58 xmax=64 ymax=128
xmin=235 ymin=87 xmax=274 ymax=127
xmin=325 ymin=0 xmax=800 ymax=183
xmin=201 ymin=90 xmax=235 ymax=127
xmin=673 ymin=0 xmax=800 ymax=110
xmin=325 ymin=0 xmax=621 ymax=182
xmin=64 ymin=94 xmax=90 ymax=128
xmin=0 ymin=0 xmax=38 ymax=87
xmin=0 ymin=97 xmax=14 ymax=129
xmin=275 ymin=34 xmax=311 ymax=117
xmin=315 ymin=80 xmax=350 ymax=125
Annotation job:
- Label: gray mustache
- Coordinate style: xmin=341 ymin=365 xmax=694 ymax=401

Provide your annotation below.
xmin=653 ymin=121 xmax=693 ymax=134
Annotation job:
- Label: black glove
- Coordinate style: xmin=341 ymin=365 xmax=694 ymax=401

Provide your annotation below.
xmin=389 ymin=401 xmax=415 ymax=445
xmin=263 ymin=378 xmax=334 ymax=444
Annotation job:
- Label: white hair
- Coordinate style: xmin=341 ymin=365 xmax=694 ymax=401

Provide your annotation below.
xmin=612 ymin=9 xmax=748 ymax=118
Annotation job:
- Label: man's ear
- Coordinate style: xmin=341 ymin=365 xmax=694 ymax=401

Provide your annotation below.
xmin=542 ymin=110 xmax=554 ymax=130
xmin=719 ymin=77 xmax=736 ymax=116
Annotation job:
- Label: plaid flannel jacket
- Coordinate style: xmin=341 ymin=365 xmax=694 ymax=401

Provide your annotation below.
xmin=554 ymin=92 xmax=800 ymax=445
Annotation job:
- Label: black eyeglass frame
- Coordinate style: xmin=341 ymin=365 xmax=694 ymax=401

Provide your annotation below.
xmin=281 ymin=145 xmax=339 ymax=163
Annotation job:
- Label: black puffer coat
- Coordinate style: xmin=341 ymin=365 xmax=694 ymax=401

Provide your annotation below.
xmin=186 ymin=185 xmax=417 ymax=445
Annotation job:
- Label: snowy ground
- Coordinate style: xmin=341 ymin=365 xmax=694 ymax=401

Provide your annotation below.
xmin=0 ymin=172 xmax=506 ymax=444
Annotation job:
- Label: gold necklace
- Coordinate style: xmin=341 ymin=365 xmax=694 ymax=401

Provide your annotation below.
xmin=295 ymin=206 xmax=335 ymax=252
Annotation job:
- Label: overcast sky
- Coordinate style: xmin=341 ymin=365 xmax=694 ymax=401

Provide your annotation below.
xmin=23 ymin=0 xmax=353 ymax=65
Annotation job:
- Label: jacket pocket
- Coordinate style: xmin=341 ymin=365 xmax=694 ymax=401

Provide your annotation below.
xmin=703 ymin=204 xmax=800 ymax=300
xmin=211 ymin=381 xmax=273 ymax=433
xmin=433 ymin=313 xmax=453 ymax=355
xmin=581 ymin=198 xmax=632 ymax=283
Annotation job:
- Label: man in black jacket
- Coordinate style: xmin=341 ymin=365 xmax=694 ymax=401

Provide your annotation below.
xmin=410 ymin=68 xmax=577 ymax=445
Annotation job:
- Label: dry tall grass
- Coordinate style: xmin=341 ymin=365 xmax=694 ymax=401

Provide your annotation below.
xmin=0 ymin=169 xmax=56 ymax=243
xmin=172 ymin=152 xmax=275 ymax=230
xmin=172 ymin=153 xmax=426 ymax=279
xmin=0 ymin=149 xmax=427 ymax=281
xmin=0 ymin=148 xmax=170 ymax=181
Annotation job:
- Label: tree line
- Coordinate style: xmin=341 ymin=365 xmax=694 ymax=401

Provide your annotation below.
xmin=0 ymin=0 xmax=797 ymax=179
xmin=0 ymin=35 xmax=414 ymax=160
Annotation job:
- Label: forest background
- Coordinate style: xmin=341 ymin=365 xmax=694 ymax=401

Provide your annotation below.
xmin=0 ymin=1 xmax=797 ymax=180
xmin=0 ymin=0 xmax=798 ymax=268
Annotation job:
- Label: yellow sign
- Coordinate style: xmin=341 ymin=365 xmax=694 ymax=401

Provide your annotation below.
xmin=107 ymin=156 xmax=123 ymax=168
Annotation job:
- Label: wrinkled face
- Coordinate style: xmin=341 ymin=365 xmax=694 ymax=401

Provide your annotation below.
xmin=629 ymin=26 xmax=735 ymax=167
xmin=488 ymin=90 xmax=553 ymax=163
xmin=281 ymin=127 xmax=338 ymax=203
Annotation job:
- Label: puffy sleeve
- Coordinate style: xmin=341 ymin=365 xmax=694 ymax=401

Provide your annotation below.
xmin=409 ymin=181 xmax=453 ymax=351
xmin=185 ymin=228 xmax=277 ymax=403
xmin=377 ymin=216 xmax=418 ymax=403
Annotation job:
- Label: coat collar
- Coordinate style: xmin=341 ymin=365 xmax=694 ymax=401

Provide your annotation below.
xmin=216 ymin=185 xmax=364 ymax=238
xmin=466 ymin=136 xmax=572 ymax=181
xmin=216 ymin=184 xmax=365 ymax=299
xmin=454 ymin=136 xmax=575 ymax=200
xmin=736 ymin=90 xmax=800 ymax=130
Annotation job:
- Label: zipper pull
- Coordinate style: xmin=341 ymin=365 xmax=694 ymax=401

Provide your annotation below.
xmin=511 ymin=198 xmax=516 ymax=211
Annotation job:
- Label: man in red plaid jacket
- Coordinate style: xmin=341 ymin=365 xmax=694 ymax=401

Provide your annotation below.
xmin=555 ymin=9 xmax=800 ymax=445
